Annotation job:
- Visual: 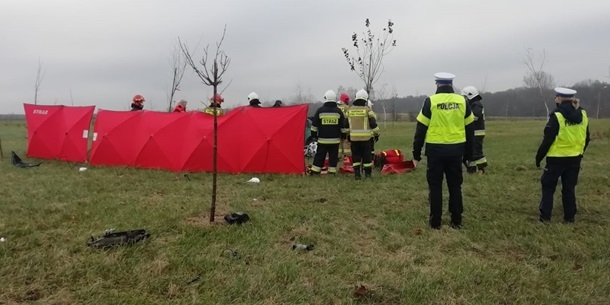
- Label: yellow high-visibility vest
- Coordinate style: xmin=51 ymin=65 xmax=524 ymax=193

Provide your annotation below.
xmin=204 ymin=107 xmax=223 ymax=116
xmin=547 ymin=110 xmax=588 ymax=157
xmin=347 ymin=105 xmax=378 ymax=141
xmin=417 ymin=93 xmax=474 ymax=144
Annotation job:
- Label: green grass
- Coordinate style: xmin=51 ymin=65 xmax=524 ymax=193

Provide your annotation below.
xmin=1 ymin=119 xmax=610 ymax=305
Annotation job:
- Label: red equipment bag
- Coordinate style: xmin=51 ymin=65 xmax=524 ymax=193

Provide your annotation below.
xmin=381 ymin=160 xmax=416 ymax=174
xmin=379 ymin=149 xmax=404 ymax=164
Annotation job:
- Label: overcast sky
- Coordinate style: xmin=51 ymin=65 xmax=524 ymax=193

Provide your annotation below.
xmin=1 ymin=0 xmax=609 ymax=113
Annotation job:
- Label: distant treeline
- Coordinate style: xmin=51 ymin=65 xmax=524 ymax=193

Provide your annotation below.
xmin=4 ymin=80 xmax=608 ymax=121
xmin=305 ymin=80 xmax=610 ymax=120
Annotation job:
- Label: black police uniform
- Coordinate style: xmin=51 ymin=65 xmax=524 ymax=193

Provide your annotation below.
xmin=535 ymin=102 xmax=590 ymax=223
xmin=412 ymin=85 xmax=475 ymax=229
xmin=309 ymin=101 xmax=348 ymax=174
xmin=467 ymin=95 xmax=487 ymax=173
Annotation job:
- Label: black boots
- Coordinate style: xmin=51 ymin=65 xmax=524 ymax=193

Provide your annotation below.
xmin=450 ymin=215 xmax=462 ymax=229
xmin=354 ymin=166 xmax=372 ymax=180
xmin=364 ymin=167 xmax=372 ymax=179
xmin=429 ymin=215 xmax=462 ymax=229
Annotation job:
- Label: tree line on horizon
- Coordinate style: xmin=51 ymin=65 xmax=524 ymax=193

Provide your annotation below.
xmin=296 ymin=79 xmax=610 ymax=120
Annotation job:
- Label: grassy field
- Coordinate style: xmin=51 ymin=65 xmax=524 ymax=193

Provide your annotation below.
xmin=1 ymin=119 xmax=610 ymax=305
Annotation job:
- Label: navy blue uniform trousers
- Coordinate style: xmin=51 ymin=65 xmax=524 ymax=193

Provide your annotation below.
xmin=539 ymin=160 xmax=581 ymax=221
xmin=427 ymin=155 xmax=464 ymax=223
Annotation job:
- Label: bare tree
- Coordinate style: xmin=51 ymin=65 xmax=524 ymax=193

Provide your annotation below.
xmin=34 ymin=58 xmax=46 ymax=105
xmin=167 ymin=40 xmax=188 ymax=112
xmin=523 ymin=48 xmax=555 ymax=117
xmin=341 ymin=18 xmax=396 ymax=101
xmin=295 ymin=80 xmax=305 ymax=104
xmin=375 ymin=83 xmax=390 ymax=130
xmin=390 ymin=85 xmax=398 ymax=125
xmin=480 ymin=73 xmax=488 ymax=92
xmin=69 ymin=88 xmax=75 ymax=106
xmin=179 ymin=25 xmax=231 ymax=223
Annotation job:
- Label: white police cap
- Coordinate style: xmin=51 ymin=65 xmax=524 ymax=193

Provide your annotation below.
xmin=554 ymin=87 xmax=577 ymax=98
xmin=434 ymin=72 xmax=455 ymax=84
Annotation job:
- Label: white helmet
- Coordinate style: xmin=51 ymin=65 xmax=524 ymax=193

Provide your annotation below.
xmin=356 ymin=89 xmax=368 ymax=100
xmin=324 ymin=90 xmax=336 ymax=102
xmin=461 ymin=86 xmax=479 ymax=100
xmin=248 ymin=92 xmax=259 ymax=100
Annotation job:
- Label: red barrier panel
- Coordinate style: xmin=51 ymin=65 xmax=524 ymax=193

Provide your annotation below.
xmin=23 ymin=104 xmax=95 ymax=162
xmin=89 ymin=105 xmax=308 ymax=174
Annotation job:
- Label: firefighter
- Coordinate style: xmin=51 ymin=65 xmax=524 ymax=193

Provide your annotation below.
xmin=367 ymin=100 xmax=378 ymax=162
xmin=248 ymin=92 xmax=262 ymax=108
xmin=535 ymin=87 xmax=590 ymax=223
xmin=338 ymin=93 xmax=350 ymax=114
xmin=173 ymin=100 xmax=188 ymax=113
xmin=346 ymin=89 xmax=380 ymax=179
xmin=273 ymin=100 xmax=283 ymax=107
xmin=309 ymin=90 xmax=348 ymax=175
xmin=461 ymin=86 xmax=487 ymax=174
xmin=338 ymin=93 xmax=351 ymax=157
xmin=131 ymin=95 xmax=145 ymax=111
xmin=412 ymin=72 xmax=475 ymax=230
xmin=203 ymin=94 xmax=224 ymax=116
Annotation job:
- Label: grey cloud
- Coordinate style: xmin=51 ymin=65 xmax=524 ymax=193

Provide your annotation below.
xmin=1 ymin=0 xmax=610 ymax=113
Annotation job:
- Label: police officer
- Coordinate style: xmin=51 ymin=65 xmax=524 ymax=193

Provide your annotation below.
xmin=309 ymin=90 xmax=348 ymax=175
xmin=204 ymin=94 xmax=224 ymax=116
xmin=248 ymin=92 xmax=262 ymax=108
xmin=338 ymin=93 xmax=351 ymax=157
xmin=535 ymin=87 xmax=591 ymax=223
xmin=412 ymin=72 xmax=475 ymax=229
xmin=461 ymin=86 xmax=487 ymax=174
xmin=346 ymin=89 xmax=379 ymax=179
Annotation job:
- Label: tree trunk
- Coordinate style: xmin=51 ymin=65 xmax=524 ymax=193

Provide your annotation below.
xmin=381 ymin=101 xmax=387 ymax=130
xmin=597 ymin=91 xmax=601 ymax=119
xmin=210 ymin=65 xmax=219 ymax=223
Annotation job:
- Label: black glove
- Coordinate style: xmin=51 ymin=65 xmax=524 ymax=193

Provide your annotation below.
xmin=374 ymin=134 xmax=379 ymax=142
xmin=535 ymin=159 xmax=541 ymax=168
xmin=412 ymin=151 xmax=421 ymax=162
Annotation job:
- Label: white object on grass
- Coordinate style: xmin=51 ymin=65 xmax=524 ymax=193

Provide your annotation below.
xmin=247 ymin=177 xmax=260 ymax=183
xmin=79 ymin=167 xmax=87 ymax=172
xmin=0 ymin=237 xmax=5 ymax=242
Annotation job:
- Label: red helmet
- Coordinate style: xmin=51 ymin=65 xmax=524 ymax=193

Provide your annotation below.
xmin=339 ymin=93 xmax=350 ymax=104
xmin=210 ymin=94 xmax=224 ymax=103
xmin=133 ymin=95 xmax=145 ymax=103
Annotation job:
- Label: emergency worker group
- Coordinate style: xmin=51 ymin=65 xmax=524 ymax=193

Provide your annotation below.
xmin=129 ymin=91 xmax=283 ymax=114
xmin=129 ymin=71 xmax=591 ymax=230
